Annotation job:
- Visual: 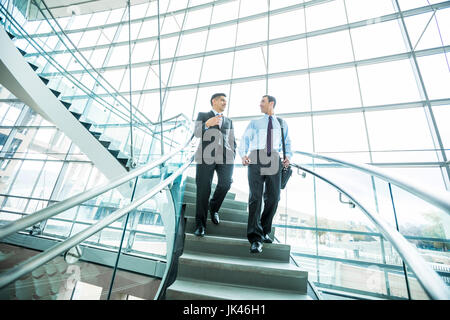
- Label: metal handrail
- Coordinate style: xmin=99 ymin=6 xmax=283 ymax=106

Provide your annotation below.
xmin=0 ymin=155 xmax=194 ymax=289
xmin=0 ymin=133 xmax=196 ymax=240
xmin=290 ymin=163 xmax=450 ymax=300
xmin=293 ymin=150 xmax=450 ymax=214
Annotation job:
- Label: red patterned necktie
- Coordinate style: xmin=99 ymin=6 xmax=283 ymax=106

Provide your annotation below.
xmin=267 ymin=116 xmax=272 ymax=156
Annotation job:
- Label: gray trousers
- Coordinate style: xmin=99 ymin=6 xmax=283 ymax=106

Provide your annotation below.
xmin=247 ymin=150 xmax=281 ymax=243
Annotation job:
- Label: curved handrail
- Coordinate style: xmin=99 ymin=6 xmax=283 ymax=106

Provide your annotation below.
xmin=290 ymin=163 xmax=450 ymax=300
xmin=293 ymin=150 xmax=450 ymax=215
xmin=0 ymin=154 xmax=195 ymax=289
xmin=0 ymin=132 xmax=196 ymax=240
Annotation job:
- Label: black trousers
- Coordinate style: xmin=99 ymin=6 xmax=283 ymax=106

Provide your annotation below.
xmin=247 ymin=150 xmax=281 ymax=243
xmin=195 ymin=162 xmax=234 ymax=229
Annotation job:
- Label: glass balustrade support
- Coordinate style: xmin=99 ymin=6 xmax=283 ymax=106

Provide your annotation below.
xmin=290 ymin=163 xmax=450 ymax=300
xmin=106 ymin=176 xmax=138 ymax=300
xmin=388 ymin=182 xmax=412 ymax=300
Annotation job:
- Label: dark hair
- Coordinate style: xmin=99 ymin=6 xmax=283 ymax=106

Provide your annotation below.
xmin=210 ymin=93 xmax=226 ymax=106
xmin=263 ymin=95 xmax=276 ymax=108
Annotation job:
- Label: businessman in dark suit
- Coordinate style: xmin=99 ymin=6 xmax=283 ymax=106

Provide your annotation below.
xmin=193 ymin=93 xmax=237 ymax=237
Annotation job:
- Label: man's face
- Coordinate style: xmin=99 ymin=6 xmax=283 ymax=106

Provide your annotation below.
xmin=213 ymin=96 xmax=227 ymax=112
xmin=260 ymin=96 xmax=270 ymax=114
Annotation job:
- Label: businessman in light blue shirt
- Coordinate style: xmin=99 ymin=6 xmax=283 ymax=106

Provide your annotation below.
xmin=239 ymin=95 xmax=292 ymax=253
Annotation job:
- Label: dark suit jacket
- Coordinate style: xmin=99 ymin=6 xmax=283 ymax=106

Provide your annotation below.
xmin=194 ymin=110 xmax=237 ymax=164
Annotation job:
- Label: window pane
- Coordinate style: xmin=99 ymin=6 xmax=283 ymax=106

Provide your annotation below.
xmin=404 ymin=12 xmax=443 ymax=51
xmin=313 ymin=112 xmax=370 ymax=153
xmin=206 ymin=23 xmax=237 ymax=51
xmin=236 ymin=18 xmax=268 ymax=46
xmin=211 ymin=0 xmax=240 ymax=24
xmin=239 ymin=0 xmax=268 ymax=18
xmin=310 ymin=67 xmax=361 ymax=110
xmin=228 ymin=80 xmax=266 ymax=117
xmin=170 ymin=57 xmax=203 ymax=86
xmin=365 ymin=108 xmax=435 ymax=152
xmin=201 ymin=52 xmax=234 ymax=83
xmin=350 ymin=20 xmax=408 ymax=61
xmin=358 ymin=60 xmax=421 ymax=106
xmin=178 ymin=30 xmax=208 ymax=56
xmin=417 ymin=54 xmax=450 ymax=100
xmin=268 ymin=75 xmax=310 ymax=113
xmin=269 ymin=8 xmax=306 ymax=39
xmin=163 ymin=89 xmax=197 ymax=119
xmin=269 ymin=39 xmax=308 ymax=73
xmin=305 ymin=0 xmax=347 ymax=32
xmin=308 ymin=30 xmax=354 ymax=68
xmin=233 ymin=47 xmax=267 ymax=78
xmin=344 ymin=0 xmax=395 ymax=23
xmin=432 ymin=105 xmax=450 ymax=149
xmin=184 ymin=5 xmax=213 ymax=30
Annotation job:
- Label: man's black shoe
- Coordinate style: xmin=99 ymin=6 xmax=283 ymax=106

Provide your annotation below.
xmin=250 ymin=241 xmax=263 ymax=253
xmin=194 ymin=226 xmax=205 ymax=237
xmin=263 ymin=234 xmax=273 ymax=243
xmin=211 ymin=212 xmax=220 ymax=225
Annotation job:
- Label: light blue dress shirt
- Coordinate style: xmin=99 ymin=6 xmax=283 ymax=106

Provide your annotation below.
xmin=238 ymin=114 xmax=292 ymax=159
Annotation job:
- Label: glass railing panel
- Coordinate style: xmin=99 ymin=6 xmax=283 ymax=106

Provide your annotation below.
xmin=0 ymin=169 xmax=176 ymax=299
xmin=387 ymin=184 xmax=450 ymax=290
xmin=275 ymin=166 xmax=416 ymax=299
xmin=405 ymin=265 xmax=435 ymax=300
xmin=0 ymin=128 xmax=195 ymax=299
xmin=0 ymin=230 xmax=121 ymax=300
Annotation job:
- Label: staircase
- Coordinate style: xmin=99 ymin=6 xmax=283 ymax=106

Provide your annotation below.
xmin=165 ymin=176 xmax=310 ymax=300
xmin=0 ymin=26 xmax=131 ymax=178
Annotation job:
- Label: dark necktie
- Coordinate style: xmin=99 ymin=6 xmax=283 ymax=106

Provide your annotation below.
xmin=267 ymin=116 xmax=272 ymax=156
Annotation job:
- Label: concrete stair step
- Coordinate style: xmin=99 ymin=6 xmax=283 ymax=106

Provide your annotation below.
xmin=166 ymin=278 xmax=312 ymax=300
xmin=185 ymin=182 xmax=236 ymax=200
xmin=185 ymin=216 xmax=274 ymax=240
xmin=184 ymin=182 xmax=237 ymax=201
xmin=183 ymin=191 xmax=245 ymax=210
xmin=185 ymin=176 xmax=196 ymax=184
xmin=184 ymin=233 xmax=290 ymax=262
xmin=174 ymin=176 xmax=310 ymax=301
xmin=184 ymin=203 xmax=248 ymax=224
xmin=177 ymin=252 xmax=308 ymax=293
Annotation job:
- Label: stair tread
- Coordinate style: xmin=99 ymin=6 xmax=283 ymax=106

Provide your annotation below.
xmin=184 ymin=233 xmax=288 ymax=250
xmin=179 ymin=252 xmax=306 ymax=275
xmin=168 ymin=278 xmax=311 ymax=300
xmin=183 ymin=191 xmax=244 ymax=204
xmin=185 ymin=202 xmax=247 ymax=215
xmin=185 ymin=216 xmax=246 ymax=227
xmin=183 ymin=190 xmax=236 ymax=201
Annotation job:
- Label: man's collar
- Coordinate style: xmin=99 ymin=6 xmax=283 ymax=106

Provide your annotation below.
xmin=212 ymin=110 xmax=224 ymax=117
